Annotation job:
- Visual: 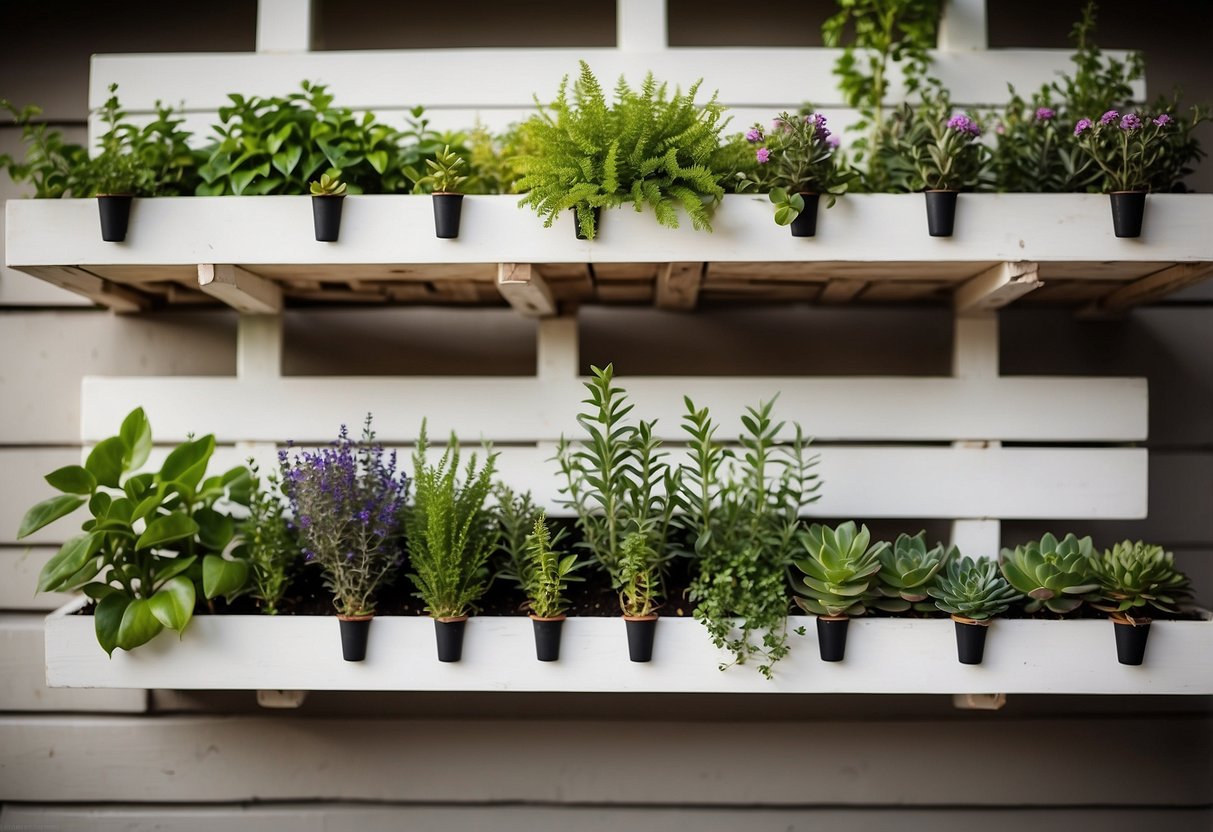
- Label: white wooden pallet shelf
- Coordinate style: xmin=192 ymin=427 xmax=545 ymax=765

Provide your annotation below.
xmin=7 ymin=194 xmax=1213 ymax=313
xmin=45 ymin=601 xmax=1213 ymax=695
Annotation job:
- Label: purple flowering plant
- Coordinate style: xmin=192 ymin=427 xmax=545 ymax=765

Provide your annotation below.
xmin=891 ymin=89 xmax=990 ymax=191
xmin=279 ymin=415 xmax=409 ymax=617
xmin=990 ymin=86 xmax=1097 ymax=192
xmin=1073 ymin=106 xmax=1207 ymax=192
xmin=743 ymin=111 xmax=857 ymax=226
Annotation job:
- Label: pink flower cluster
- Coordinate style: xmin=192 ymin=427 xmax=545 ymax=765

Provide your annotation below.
xmin=1074 ymin=110 xmax=1173 ymax=136
xmin=946 ymin=113 xmax=981 ymax=137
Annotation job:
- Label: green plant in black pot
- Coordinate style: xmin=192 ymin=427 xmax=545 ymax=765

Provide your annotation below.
xmin=872 ymin=532 xmax=953 ymax=613
xmin=1091 ymin=540 xmax=1192 ymax=665
xmin=22 ymin=408 xmax=253 ymax=654
xmin=619 ymin=531 xmax=661 ymax=662
xmin=517 ymin=61 xmax=729 ymax=239
xmin=928 ymin=556 xmax=1023 ymax=664
xmin=521 ymin=512 xmax=582 ymax=661
xmin=1000 ymin=532 xmax=1099 ymax=615
xmin=411 ymin=144 xmax=469 ymax=239
xmin=792 ymin=522 xmax=889 ymax=662
xmin=309 ymin=173 xmax=348 ymax=242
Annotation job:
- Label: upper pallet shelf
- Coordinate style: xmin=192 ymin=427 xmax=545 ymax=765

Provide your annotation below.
xmin=7 ymin=194 xmax=1213 ymax=314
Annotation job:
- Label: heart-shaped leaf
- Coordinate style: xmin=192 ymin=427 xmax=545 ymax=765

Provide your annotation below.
xmin=203 ymin=554 xmax=250 ymax=601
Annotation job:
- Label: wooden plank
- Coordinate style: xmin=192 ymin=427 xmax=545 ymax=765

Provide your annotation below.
xmin=0 ymin=448 xmax=91 ymax=546
xmin=0 ymin=616 xmax=146 ymax=713
xmin=497 ymin=263 xmax=556 ymax=317
xmin=938 ymin=0 xmax=988 ymax=50
xmin=654 ymin=262 xmax=703 ymax=310
xmin=954 ymin=261 xmax=1042 ymax=311
xmin=17 ymin=266 xmax=148 ymax=312
xmin=256 ymin=0 xmax=312 ymax=52
xmin=0 ymin=548 xmax=74 ymax=611
xmin=819 ymin=279 xmax=867 ymax=304
xmin=197 ymin=264 xmax=283 ymax=314
xmin=1087 ymin=262 xmax=1213 ymax=312
xmin=80 ymin=375 xmax=1150 ymax=445
xmin=0 ymin=713 xmax=1204 ymax=804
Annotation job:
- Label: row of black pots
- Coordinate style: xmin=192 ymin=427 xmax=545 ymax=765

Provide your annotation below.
xmin=814 ymin=614 xmax=1155 ymax=666
xmin=313 ymin=192 xmax=463 ymax=242
xmin=337 ymin=613 xmax=659 ymax=664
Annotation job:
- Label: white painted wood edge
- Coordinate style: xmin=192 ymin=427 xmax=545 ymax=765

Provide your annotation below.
xmin=44 ymin=601 xmax=1213 ymax=694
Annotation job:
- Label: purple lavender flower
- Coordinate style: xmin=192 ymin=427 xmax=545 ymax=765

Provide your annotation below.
xmin=745 ymin=126 xmax=763 ymax=143
xmin=756 ymin=147 xmax=771 ymax=164
xmin=1119 ymin=113 xmax=1143 ymax=131
xmin=1074 ymin=118 xmax=1093 ymax=136
xmin=1035 ymin=107 xmax=1055 ymax=122
xmin=826 ymin=134 xmax=841 ymax=149
xmin=1154 ymin=113 xmax=1173 ymax=126
xmin=946 ymin=113 xmax=981 ymax=137
xmin=1100 ymin=110 xmax=1119 ymax=125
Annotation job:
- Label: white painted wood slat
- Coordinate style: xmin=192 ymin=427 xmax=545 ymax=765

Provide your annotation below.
xmin=0 ymin=548 xmax=73 ymax=611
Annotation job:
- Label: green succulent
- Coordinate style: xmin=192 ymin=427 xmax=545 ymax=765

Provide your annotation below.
xmin=872 ymin=532 xmax=953 ymax=612
xmin=999 ymin=532 xmax=1099 ymax=614
xmin=929 ymin=556 xmax=1023 ymax=621
xmin=1091 ymin=540 xmax=1191 ymax=621
xmin=792 ymin=522 xmax=889 ymax=617
xmin=309 ymin=173 xmax=347 ymax=196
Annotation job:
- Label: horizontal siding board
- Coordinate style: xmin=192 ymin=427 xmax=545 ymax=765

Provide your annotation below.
xmin=81 ymin=375 xmax=1150 ymax=444
xmin=0 ymin=714 xmax=1206 ymax=804
xmin=0 ymin=448 xmax=86 ymax=545
xmin=0 ymin=547 xmax=73 ymax=611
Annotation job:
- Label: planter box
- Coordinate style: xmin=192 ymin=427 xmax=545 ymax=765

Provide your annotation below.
xmin=45 ymin=600 xmax=1213 ymax=694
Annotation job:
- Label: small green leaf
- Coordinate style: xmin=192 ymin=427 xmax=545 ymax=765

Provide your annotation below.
xmin=45 ymin=465 xmax=96 ymax=495
xmin=203 ymin=555 xmax=249 ymax=600
xmin=85 ymin=437 xmax=126 ymax=488
xmin=195 ymin=507 xmax=235 ymax=552
xmin=95 ymin=592 xmax=131 ymax=656
xmin=153 ymin=554 xmax=197 ymax=585
xmin=37 ymin=533 xmax=102 ymax=593
xmin=116 ymin=598 xmax=165 ymax=651
xmin=17 ymin=494 xmax=85 ymax=539
xmin=82 ymin=582 xmax=119 ymax=601
xmin=159 ymin=435 xmax=214 ymax=491
xmin=136 ymin=513 xmax=199 ymax=551
xmin=148 ymin=577 xmax=195 ymax=632
xmin=119 ymin=408 xmax=153 ymax=471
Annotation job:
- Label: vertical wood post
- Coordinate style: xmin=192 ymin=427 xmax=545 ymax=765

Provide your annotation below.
xmin=537 ymin=315 xmax=579 ymax=382
xmin=237 ymin=314 xmax=284 ymax=382
xmin=937 ymin=0 xmax=988 ymax=50
xmin=257 ymin=0 xmax=313 ymax=52
xmin=617 ymin=0 xmax=667 ymax=52
xmin=951 ymin=312 xmax=1001 ymax=556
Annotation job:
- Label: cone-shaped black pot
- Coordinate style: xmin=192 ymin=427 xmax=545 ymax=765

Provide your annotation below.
xmin=337 ymin=615 xmax=372 ymax=662
xmin=924 ymin=190 xmax=958 ymax=237
xmin=98 ymin=194 xmax=133 ymax=242
xmin=1109 ymin=191 xmax=1146 ymax=238
xmin=573 ymin=206 xmax=602 ymax=240
xmin=530 ymin=615 xmax=565 ymax=662
xmin=1113 ymin=618 xmax=1151 ymax=665
xmin=952 ymin=617 xmax=990 ymax=665
xmin=789 ymin=193 xmax=821 ymax=237
xmin=312 ymin=194 xmax=344 ymax=242
xmin=624 ymin=615 xmax=657 ymax=662
xmin=435 ymin=616 xmax=467 ymax=662
xmin=816 ymin=616 xmax=849 ymax=662
xmin=432 ymin=192 xmax=464 ymax=239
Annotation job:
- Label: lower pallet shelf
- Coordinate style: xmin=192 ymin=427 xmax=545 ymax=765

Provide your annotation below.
xmin=45 ymin=600 xmax=1213 ymax=694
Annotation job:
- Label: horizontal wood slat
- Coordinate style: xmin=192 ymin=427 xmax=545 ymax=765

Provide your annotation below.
xmin=0 ymin=548 xmax=73 ymax=611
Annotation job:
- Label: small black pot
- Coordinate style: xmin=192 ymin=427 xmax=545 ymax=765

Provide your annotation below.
xmin=816 ymin=616 xmax=849 ymax=662
xmin=952 ymin=617 xmax=990 ymax=665
xmin=1113 ymin=618 xmax=1151 ymax=666
xmin=789 ymin=192 xmax=821 ymax=237
xmin=924 ymin=190 xmax=958 ymax=237
xmin=337 ymin=615 xmax=372 ymax=662
xmin=624 ymin=615 xmax=657 ymax=662
xmin=311 ymin=194 xmax=344 ymax=242
xmin=573 ymin=206 xmax=602 ymax=240
xmin=435 ymin=616 xmax=467 ymax=662
xmin=97 ymin=194 xmax=133 ymax=242
xmin=530 ymin=615 xmax=565 ymax=662
xmin=1109 ymin=191 xmax=1146 ymax=238
xmin=432 ymin=192 xmax=464 ymax=239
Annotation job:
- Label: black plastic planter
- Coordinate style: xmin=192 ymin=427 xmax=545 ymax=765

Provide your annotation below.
xmin=1109 ymin=191 xmax=1146 ymax=238
xmin=789 ymin=193 xmax=821 ymax=237
xmin=435 ymin=616 xmax=467 ymax=662
xmin=311 ymin=194 xmax=344 ymax=242
xmin=624 ymin=615 xmax=657 ymax=662
xmin=432 ymin=192 xmax=464 ymax=239
xmin=530 ymin=615 xmax=565 ymax=662
xmin=337 ymin=615 xmax=372 ymax=662
xmin=1113 ymin=618 xmax=1151 ymax=666
xmin=97 ymin=194 xmax=133 ymax=242
xmin=816 ymin=615 xmax=849 ymax=662
xmin=573 ymin=206 xmax=602 ymax=240
xmin=952 ymin=617 xmax=990 ymax=665
xmin=924 ymin=190 xmax=958 ymax=237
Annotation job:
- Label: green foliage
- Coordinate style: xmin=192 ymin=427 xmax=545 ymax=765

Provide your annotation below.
xmin=555 ymin=364 xmax=677 ymax=585
xmin=409 ymin=143 xmax=468 ymax=194
xmin=872 ymin=532 xmax=953 ymax=613
xmin=493 ymin=482 xmax=568 ymax=592
xmin=463 ymin=122 xmax=525 ymax=194
xmin=990 ymin=86 xmax=1096 ymax=193
xmin=823 ymin=0 xmax=941 ymax=191
xmin=24 ymin=407 xmax=252 ymax=654
xmin=678 ymin=396 xmax=820 ymax=678
xmin=887 ymin=87 xmax=990 ymax=191
xmin=742 ymin=113 xmax=857 ymax=223
xmin=0 ymin=101 xmax=89 ymax=197
xmin=405 ymin=424 xmax=500 ymax=619
xmin=238 ymin=463 xmax=299 ymax=615
xmin=1091 ymin=540 xmax=1191 ymax=621
xmin=999 ymin=532 xmax=1099 ymax=615
xmin=522 ymin=512 xmax=582 ymax=618
xmin=516 ymin=61 xmax=729 ymax=239
xmin=1075 ymin=107 xmax=1208 ymax=193
xmin=309 ymin=173 xmax=347 ymax=196
xmin=928 ymin=555 xmax=1023 ymax=621
xmin=618 ymin=531 xmax=659 ymax=617
xmin=792 ymin=521 xmax=889 ymax=617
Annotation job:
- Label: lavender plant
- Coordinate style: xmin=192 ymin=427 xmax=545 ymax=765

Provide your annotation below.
xmin=889 ymin=88 xmax=990 ymax=191
xmin=1073 ymin=108 xmax=1207 ymax=193
xmin=742 ymin=113 xmax=857 ymax=226
xmin=279 ymin=416 xmax=409 ymax=618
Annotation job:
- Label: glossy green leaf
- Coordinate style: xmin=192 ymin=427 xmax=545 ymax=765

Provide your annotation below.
xmin=95 ymin=592 xmax=131 ymax=656
xmin=37 ymin=532 xmax=102 ymax=592
xmin=85 ymin=437 xmax=126 ymax=488
xmin=203 ymin=554 xmax=249 ymax=600
xmin=195 ymin=507 xmax=235 ymax=552
xmin=82 ymin=582 xmax=119 ymax=601
xmin=116 ymin=598 xmax=165 ymax=651
xmin=17 ymin=494 xmax=85 ymax=539
xmin=148 ymin=577 xmax=195 ymax=632
xmin=153 ymin=554 xmax=197 ymax=585
xmin=88 ymin=490 xmax=113 ymax=519
xmin=45 ymin=465 xmax=96 ymax=495
xmin=119 ymin=408 xmax=153 ymax=470
xmin=136 ymin=513 xmax=199 ymax=551
xmin=159 ymin=435 xmax=214 ymax=491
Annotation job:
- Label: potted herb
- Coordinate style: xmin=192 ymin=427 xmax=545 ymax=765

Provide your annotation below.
xmin=21 ymin=408 xmax=252 ymax=654
xmin=405 ymin=424 xmax=499 ymax=662
xmin=411 ymin=144 xmax=468 ymax=239
xmin=521 ymin=512 xmax=582 ymax=661
xmin=619 ymin=532 xmax=660 ymax=662
xmin=791 ymin=522 xmax=888 ymax=662
xmin=309 ymin=173 xmax=347 ymax=242
xmin=745 ymin=113 xmax=854 ymax=237
xmin=999 ymin=532 xmax=1099 ymax=615
xmin=1091 ymin=540 xmax=1192 ymax=665
xmin=239 ymin=463 xmax=300 ymax=615
xmin=871 ymin=532 xmax=953 ymax=612
xmin=279 ymin=416 xmax=409 ymax=662
xmin=928 ymin=556 xmax=1024 ymax=664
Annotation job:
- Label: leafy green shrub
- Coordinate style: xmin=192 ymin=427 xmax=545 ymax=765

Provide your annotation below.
xmin=872 ymin=532 xmax=953 ymax=612
xmin=522 ymin=512 xmax=582 ymax=618
xmin=929 ymin=556 xmax=1023 ymax=621
xmin=1091 ymin=540 xmax=1191 ymax=621
xmin=22 ymin=408 xmax=252 ymax=653
xmin=1000 ymin=532 xmax=1099 ymax=614
xmin=887 ymin=88 xmax=990 ymax=191
xmin=516 ymin=61 xmax=729 ymax=239
xmin=792 ymin=522 xmax=889 ymax=617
